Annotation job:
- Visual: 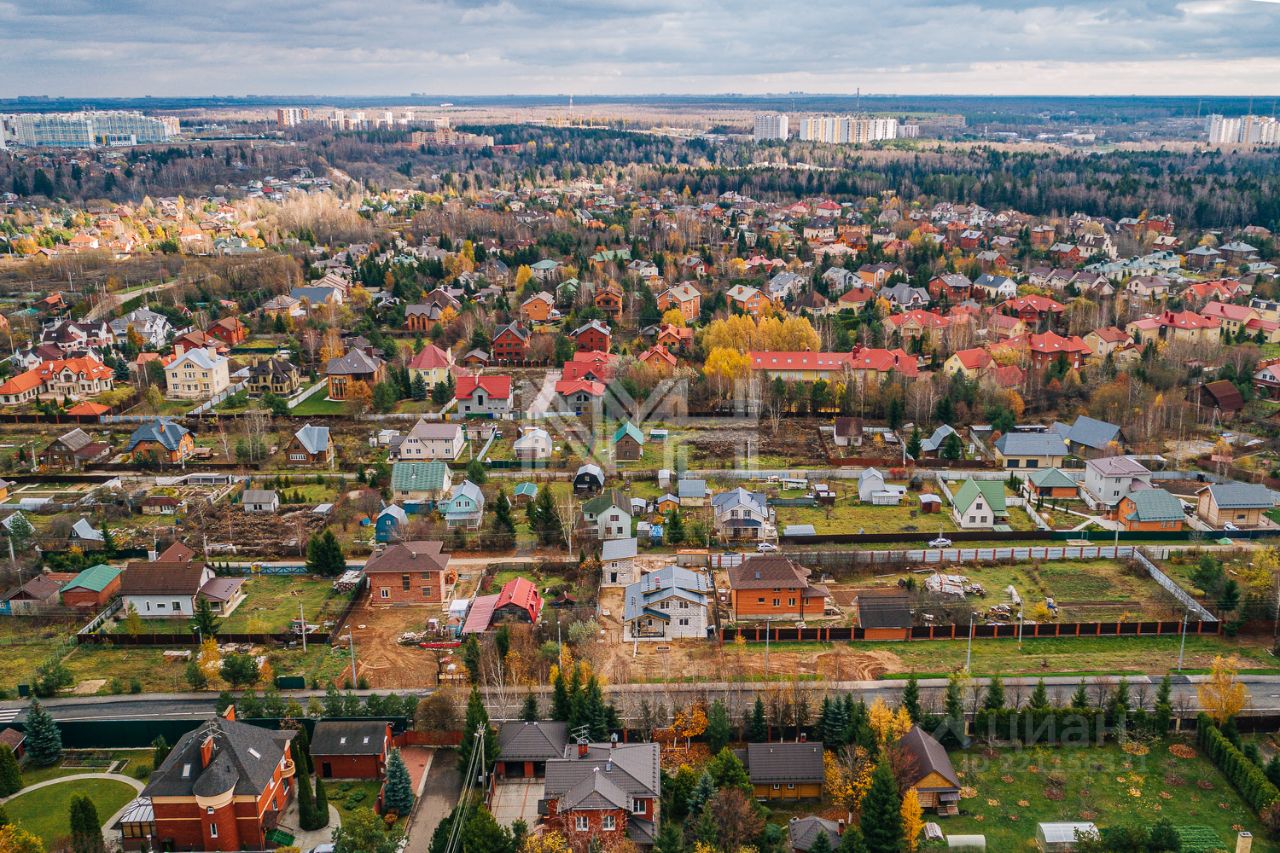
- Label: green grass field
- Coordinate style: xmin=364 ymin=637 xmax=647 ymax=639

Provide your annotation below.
xmin=942 ymin=742 xmax=1274 ymax=851
xmin=290 ymin=396 xmax=348 ymax=416
xmin=327 ymin=779 xmax=385 ymax=824
xmin=5 ymin=778 xmax=138 ymax=848
xmin=113 ymin=576 xmax=351 ymax=635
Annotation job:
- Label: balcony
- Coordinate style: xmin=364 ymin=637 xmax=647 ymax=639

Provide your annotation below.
xmin=280 ymin=757 xmax=296 ymax=779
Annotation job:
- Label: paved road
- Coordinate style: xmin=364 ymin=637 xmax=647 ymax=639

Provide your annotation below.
xmin=12 ymin=675 xmax=1280 ymax=724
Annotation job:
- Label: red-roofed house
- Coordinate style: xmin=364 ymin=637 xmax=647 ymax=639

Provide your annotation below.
xmin=748 ymin=352 xmax=852 ymax=383
xmin=847 ymin=346 xmax=920 ymax=383
xmin=987 ymin=313 xmax=1027 ymax=341
xmin=638 ymin=344 xmax=677 ymax=368
xmin=656 ymin=323 xmax=694 ymax=351
xmin=1083 ymin=327 xmax=1134 ymax=358
xmin=1028 ymin=331 xmax=1091 ymax=370
xmin=208 ymin=317 xmax=248 ymax=346
xmin=570 ymin=320 xmax=612 ymax=353
xmin=886 ymin=309 xmax=951 ymax=342
xmin=837 ymin=285 xmax=877 ymax=310
xmin=493 ymin=577 xmax=543 ymax=625
xmin=943 ymin=347 xmax=993 ymax=378
xmin=1127 ymin=309 xmax=1221 ymax=346
xmin=555 ymin=379 xmax=606 ymax=415
xmin=1199 ymin=301 xmax=1258 ymax=336
xmin=455 ymin=375 xmax=513 ymax=417
xmin=1002 ymin=295 xmax=1065 ymax=327
xmin=562 ymin=351 xmax=617 ymax=382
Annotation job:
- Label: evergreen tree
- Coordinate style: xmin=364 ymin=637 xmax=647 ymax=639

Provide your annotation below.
xmin=902 ymin=673 xmax=922 ymax=722
xmin=521 ymin=692 xmax=539 ymax=722
xmin=305 ymin=528 xmax=346 ymax=576
xmin=25 ymin=699 xmax=62 ymax=766
xmin=312 ymin=777 xmax=330 ymax=828
xmin=859 ymin=762 xmax=904 ymax=853
xmin=1029 ymin=678 xmax=1050 ymax=711
xmin=706 ymin=699 xmax=732 ymax=753
xmin=294 ymin=739 xmax=317 ymax=829
xmin=748 ymin=697 xmax=768 ymax=742
xmin=383 ymin=747 xmax=415 ymax=817
xmin=0 ymin=746 xmax=21 ymax=797
xmin=68 ymin=793 xmax=104 ymax=853
xmin=838 ymin=825 xmax=871 ymax=853
xmin=190 ymin=597 xmax=221 ymax=639
xmin=1071 ymin=679 xmax=1090 ymax=710
xmin=687 ymin=770 xmax=717 ymax=815
xmin=984 ymin=675 xmax=1005 ymax=711
xmin=492 ymin=490 xmax=516 ymax=537
xmin=906 ymin=427 xmax=922 ymax=460
xmin=466 ymin=459 xmax=488 ymax=485
xmin=151 ymin=735 xmax=171 ymax=769
xmin=653 ymin=819 xmax=686 ymax=853
xmin=551 ymin=668 xmax=571 ymax=720
xmin=459 ymin=689 xmax=498 ymax=780
xmin=810 ymin=832 xmax=834 ymax=853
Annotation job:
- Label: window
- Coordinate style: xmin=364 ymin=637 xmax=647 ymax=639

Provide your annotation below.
xmin=679 ymin=618 xmax=689 ymax=626
xmin=757 ymin=597 xmax=765 ymax=604
xmin=787 ymin=783 xmax=795 ymax=790
xmin=788 ymin=598 xmax=796 ymax=607
xmin=402 ymin=574 xmax=411 ymax=591
xmin=206 ymin=806 xmax=215 ymax=814
xmin=173 ymin=601 xmax=183 ymax=611
xmin=772 ymin=598 xmax=780 ymax=607
xmin=602 ymin=815 xmax=616 ymax=830
xmin=575 ymin=816 xmax=589 ymax=832
xmin=772 ymin=784 xmax=780 ymax=790
xmin=380 ymin=588 xmax=390 ymax=599
xmin=632 ymin=799 xmax=644 ymax=814
xmin=210 ymin=823 xmax=218 ymax=838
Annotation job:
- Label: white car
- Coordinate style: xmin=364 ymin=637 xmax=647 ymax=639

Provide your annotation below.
xmin=929 ymin=536 xmax=953 ymax=549
xmin=756 ymin=541 xmax=778 ymax=552
xmin=1223 ymin=522 xmax=1239 ymax=532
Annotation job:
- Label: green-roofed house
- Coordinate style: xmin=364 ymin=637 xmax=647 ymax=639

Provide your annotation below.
xmin=1119 ymin=488 xmax=1185 ymax=532
xmin=951 ymin=478 xmax=1008 ymax=529
xmin=1025 ymin=468 xmax=1079 ymax=501
xmin=513 ymin=482 xmax=539 ymax=505
xmin=60 ymin=563 xmax=122 ymax=611
xmin=612 ymin=421 xmax=645 ymax=461
xmin=391 ymin=461 xmax=453 ymax=508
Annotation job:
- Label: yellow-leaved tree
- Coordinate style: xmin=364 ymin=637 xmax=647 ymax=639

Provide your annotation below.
xmin=198 ymin=637 xmax=222 ymax=679
xmin=901 ymin=788 xmax=925 ymax=852
xmin=1237 ymin=547 xmax=1279 ymax=597
xmin=703 ymin=347 xmax=751 ymax=398
xmin=868 ymin=698 xmax=913 ymax=749
xmin=661 ymin=309 xmax=687 ymax=328
xmin=521 ymin=831 xmax=570 ymax=853
xmin=1198 ymin=655 xmax=1250 ymax=725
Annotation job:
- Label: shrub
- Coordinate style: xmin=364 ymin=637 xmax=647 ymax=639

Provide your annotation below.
xmin=1197 ymin=714 xmax=1280 ymax=814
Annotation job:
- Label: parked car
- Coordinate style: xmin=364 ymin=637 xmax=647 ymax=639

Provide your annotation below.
xmin=1223 ymin=522 xmax=1239 ymax=532
xmin=756 ymin=541 xmax=778 ymax=552
xmin=929 ymin=535 xmax=953 ymax=548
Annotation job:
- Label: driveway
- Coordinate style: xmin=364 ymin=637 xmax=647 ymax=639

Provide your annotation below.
xmin=402 ymin=749 xmax=460 ymax=853
xmin=489 ymin=779 xmax=544 ymax=829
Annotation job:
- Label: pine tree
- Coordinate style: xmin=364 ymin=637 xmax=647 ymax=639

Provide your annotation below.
xmin=1029 ymin=678 xmax=1050 ymax=710
xmin=551 ymin=669 xmax=571 ymax=720
xmin=748 ymin=697 xmax=768 ymax=742
xmin=492 ymin=490 xmax=515 ymax=536
xmin=295 ymin=742 xmax=317 ymax=829
xmin=902 ymin=673 xmax=922 ymax=722
xmin=383 ymin=747 xmax=415 ymax=817
xmin=68 ymin=793 xmax=104 ymax=853
xmin=312 ymin=777 xmax=330 ymax=828
xmin=1071 ymin=679 xmax=1090 ymax=710
xmin=459 ymin=689 xmax=498 ymax=780
xmin=706 ymin=700 xmax=732 ymax=753
xmin=906 ymin=427 xmax=922 ymax=460
xmin=838 ymin=825 xmax=871 ymax=853
xmin=190 ymin=597 xmax=221 ymax=639
xmin=25 ymin=699 xmax=62 ymax=766
xmin=0 ymin=746 xmax=21 ymax=797
xmin=521 ymin=692 xmax=539 ymax=721
xmin=687 ymin=770 xmax=717 ymax=815
xmin=984 ymin=675 xmax=1005 ymax=711
xmin=859 ymin=761 xmax=904 ymax=853
xmin=810 ymin=832 xmax=834 ymax=853
xmin=652 ymin=819 xmax=686 ymax=853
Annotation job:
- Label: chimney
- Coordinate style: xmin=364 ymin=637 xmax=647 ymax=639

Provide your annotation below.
xmin=799 ymin=732 xmax=807 ymax=742
xmin=1237 ymin=832 xmax=1253 ymax=853
xmin=838 ymin=819 xmax=846 ymax=835
xmin=200 ymin=735 xmax=215 ymax=769
xmin=610 ymin=733 xmax=618 ymax=749
xmin=578 ymin=743 xmax=589 ymax=759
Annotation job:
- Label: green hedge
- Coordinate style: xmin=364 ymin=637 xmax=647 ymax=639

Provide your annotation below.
xmin=1196 ymin=713 xmax=1280 ymax=814
xmin=972 ymin=708 xmax=1107 ymax=745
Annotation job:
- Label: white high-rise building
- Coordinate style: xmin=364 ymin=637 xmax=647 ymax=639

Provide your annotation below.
xmin=0 ymin=111 xmax=176 ymax=148
xmin=753 ymin=113 xmax=789 ymax=141
xmin=1207 ymin=114 xmax=1280 ymax=147
xmin=797 ymin=115 xmax=898 ymax=144
xmin=276 ymin=107 xmax=309 ymax=128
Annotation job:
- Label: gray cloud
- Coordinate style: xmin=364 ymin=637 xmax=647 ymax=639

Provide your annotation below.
xmin=1 ymin=0 xmax=1278 ymax=96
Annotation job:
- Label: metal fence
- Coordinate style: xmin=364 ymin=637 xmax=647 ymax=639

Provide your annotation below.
xmin=719 ymin=619 xmax=1221 ymax=644
xmin=1133 ymin=549 xmax=1217 ymax=621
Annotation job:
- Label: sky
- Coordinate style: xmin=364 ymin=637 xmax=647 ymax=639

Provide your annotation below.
xmin=3 ymin=0 xmax=1280 ymax=98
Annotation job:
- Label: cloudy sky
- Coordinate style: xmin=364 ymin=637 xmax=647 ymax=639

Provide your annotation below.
xmin=4 ymin=0 xmax=1280 ymax=97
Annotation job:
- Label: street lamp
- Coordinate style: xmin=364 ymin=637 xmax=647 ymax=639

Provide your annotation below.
xmin=1177 ymin=610 xmax=1189 ymax=672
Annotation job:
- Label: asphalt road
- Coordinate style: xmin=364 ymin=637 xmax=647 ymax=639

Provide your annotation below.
xmin=11 ymin=675 xmax=1280 ymax=724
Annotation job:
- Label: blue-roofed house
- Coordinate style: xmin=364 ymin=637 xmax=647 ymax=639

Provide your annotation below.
xmin=375 ymin=504 xmax=408 ymax=543
xmin=290 ymin=284 xmax=343 ymax=308
xmin=676 ymin=478 xmax=708 ymax=508
xmin=712 ymin=488 xmax=774 ymax=540
xmin=1196 ymin=482 xmax=1275 ymax=528
xmin=441 ymin=480 xmax=485 ymax=529
xmin=622 ymin=565 xmax=713 ymax=640
xmin=919 ymin=425 xmax=958 ymax=456
xmin=127 ymin=418 xmax=194 ymax=463
xmin=513 ymin=482 xmax=539 ymax=505
xmin=1055 ymin=415 xmax=1124 ymax=459
xmin=992 ymin=431 xmax=1068 ymax=469
xmin=288 ymin=423 xmax=334 ymax=465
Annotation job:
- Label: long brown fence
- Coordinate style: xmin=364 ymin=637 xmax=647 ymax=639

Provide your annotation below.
xmin=719 ymin=619 xmax=1221 ymax=643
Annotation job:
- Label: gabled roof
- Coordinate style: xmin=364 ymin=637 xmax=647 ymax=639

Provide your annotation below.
xmin=612 ymin=421 xmax=644 ymax=446
xmin=1028 ymin=468 xmax=1076 ymax=490
xmin=293 ymin=424 xmax=331 ymax=455
xmin=728 ymin=555 xmax=810 ymax=590
xmin=311 ymin=720 xmax=389 ymax=756
xmin=391 ymin=461 xmax=451 ymax=493
xmin=1200 ymin=482 xmax=1275 ymax=510
xmin=142 ymin=717 xmax=293 ymax=799
xmin=745 ymin=741 xmax=824 ymax=784
xmin=952 ymin=478 xmax=1006 ymax=514
xmin=63 ymin=564 xmax=121 ymax=593
xmin=325 ymin=348 xmax=383 ymax=375
xmin=121 ymin=562 xmax=208 ymax=596
xmin=993 ymin=432 xmax=1067 ymax=458
xmin=899 ymin=725 xmax=960 ymax=789
xmin=1085 ymin=455 xmax=1148 ymax=478
xmin=127 ymin=418 xmax=190 ymax=452
xmin=582 ymin=489 xmax=628 ymax=516
xmin=455 ymin=375 xmax=512 ymax=401
xmin=1063 ymin=415 xmax=1122 ymax=451
xmin=622 ymin=565 xmax=711 ymax=622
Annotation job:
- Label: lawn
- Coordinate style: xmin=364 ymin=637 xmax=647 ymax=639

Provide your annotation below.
xmin=942 ymin=742 xmax=1275 ymax=851
xmin=20 ymin=749 xmax=153 ymax=786
xmin=326 ymin=778 xmax=385 ymax=824
xmin=0 ymin=616 xmax=79 ymax=694
xmin=290 ymin=396 xmax=349 ymax=416
xmin=60 ymin=642 xmax=345 ymax=694
xmin=112 ymin=576 xmax=352 ymax=635
xmin=5 ymin=778 xmax=138 ymax=848
xmin=776 ymin=499 xmax=958 ymax=535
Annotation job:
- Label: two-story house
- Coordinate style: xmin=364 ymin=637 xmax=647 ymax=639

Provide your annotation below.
xmin=363 ymin=540 xmax=454 ymax=605
xmin=542 ymin=742 xmax=661 ymax=848
xmin=164 ymin=347 xmax=231 ymax=400
xmin=1082 ymin=455 xmax=1152 ymax=511
xmin=395 ymin=419 xmax=465 ymax=461
xmin=728 ymin=554 xmax=826 ymax=621
xmin=454 ymin=375 xmax=513 ymax=418
xmin=287 ymin=424 xmax=333 ymax=465
xmin=245 ymin=357 xmax=301 ymax=397
xmin=581 ymin=490 xmax=632 ymax=541
xmin=622 ymin=565 xmax=712 ymax=641
xmin=440 ymin=480 xmax=485 ymax=528
xmin=711 ymin=487 xmax=774 ymax=541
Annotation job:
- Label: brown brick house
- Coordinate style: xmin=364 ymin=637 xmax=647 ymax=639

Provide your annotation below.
xmin=362 ymin=541 xmax=455 ymax=605
xmin=542 ymin=742 xmax=660 ymax=848
xmin=728 ymin=555 xmax=828 ymax=621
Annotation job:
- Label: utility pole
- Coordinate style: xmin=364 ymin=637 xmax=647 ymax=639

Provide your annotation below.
xmin=966 ymin=612 xmax=976 ymax=672
xmin=1177 ymin=611 xmax=1189 ymax=672
xmin=347 ymin=627 xmax=357 ymax=687
xmin=764 ymin=617 xmax=771 ymax=677
xmin=300 ymin=602 xmax=307 ymax=652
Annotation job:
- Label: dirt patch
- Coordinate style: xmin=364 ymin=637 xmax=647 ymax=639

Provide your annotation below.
xmin=343 ymin=599 xmax=457 ymax=689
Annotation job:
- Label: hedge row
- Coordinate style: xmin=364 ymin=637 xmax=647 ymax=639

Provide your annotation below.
xmin=972 ymin=708 xmax=1108 ymax=745
xmin=1197 ymin=713 xmax=1280 ymax=814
